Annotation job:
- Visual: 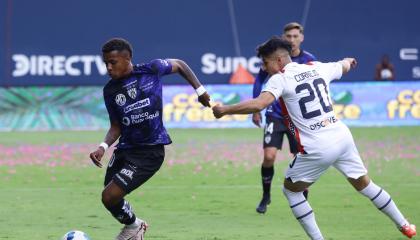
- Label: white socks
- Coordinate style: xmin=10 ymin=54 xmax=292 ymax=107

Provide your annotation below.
xmin=283 ymin=181 xmax=408 ymax=239
xmin=359 ymin=181 xmax=408 ymax=227
xmin=283 ymin=187 xmax=324 ymax=240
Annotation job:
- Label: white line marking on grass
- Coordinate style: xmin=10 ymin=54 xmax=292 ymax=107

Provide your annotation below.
xmin=2 ymin=183 xmax=420 ymax=192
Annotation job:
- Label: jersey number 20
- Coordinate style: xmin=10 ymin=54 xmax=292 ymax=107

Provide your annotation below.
xmin=295 ymin=78 xmax=333 ymax=119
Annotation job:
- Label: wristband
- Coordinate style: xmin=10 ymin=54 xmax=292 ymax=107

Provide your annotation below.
xmin=99 ymin=142 xmax=109 ymax=151
xmin=195 ymin=85 xmax=206 ymax=96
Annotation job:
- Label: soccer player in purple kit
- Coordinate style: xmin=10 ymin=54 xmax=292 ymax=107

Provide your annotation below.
xmin=89 ymin=38 xmax=211 ymax=240
xmin=253 ymin=22 xmax=316 ymax=214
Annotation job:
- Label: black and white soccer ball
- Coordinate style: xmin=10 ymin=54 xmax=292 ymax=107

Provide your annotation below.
xmin=61 ymin=230 xmax=91 ymax=240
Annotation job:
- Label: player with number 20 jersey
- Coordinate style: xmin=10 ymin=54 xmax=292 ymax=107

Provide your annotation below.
xmin=263 ymin=61 xmax=366 ymax=183
xmin=212 ymin=37 xmax=416 ymax=239
xmin=264 ymin=61 xmax=343 ymax=152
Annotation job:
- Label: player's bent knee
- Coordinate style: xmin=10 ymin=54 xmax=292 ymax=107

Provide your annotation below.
xmin=101 ymin=191 xmax=113 ymax=207
xmin=283 ymin=178 xmax=312 ymax=192
xmin=263 ymin=154 xmax=276 ymax=166
xmin=348 ymin=175 xmax=370 ymax=191
xmin=263 ymin=156 xmax=275 ymax=162
xmin=263 ymin=147 xmax=277 ymax=160
xmin=101 ymin=186 xmax=126 ymax=207
xmin=102 ymin=191 xmax=123 ymax=208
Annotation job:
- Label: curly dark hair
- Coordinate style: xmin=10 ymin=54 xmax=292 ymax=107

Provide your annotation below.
xmin=102 ymin=38 xmax=133 ymax=57
xmin=256 ymin=36 xmax=292 ymax=58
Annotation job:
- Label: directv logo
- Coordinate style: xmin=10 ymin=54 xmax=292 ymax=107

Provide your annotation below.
xmin=11 ymin=54 xmax=107 ymax=77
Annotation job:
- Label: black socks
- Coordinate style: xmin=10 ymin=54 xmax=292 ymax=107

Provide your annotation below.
xmin=261 ymin=166 xmax=274 ymax=197
xmin=106 ymin=199 xmax=136 ymax=225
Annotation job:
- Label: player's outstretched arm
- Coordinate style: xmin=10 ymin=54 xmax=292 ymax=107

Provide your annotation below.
xmin=169 ymin=59 xmax=211 ymax=107
xmin=89 ymin=121 xmax=121 ymax=168
xmin=212 ymin=92 xmax=275 ymax=119
xmin=339 ymin=57 xmax=357 ymax=74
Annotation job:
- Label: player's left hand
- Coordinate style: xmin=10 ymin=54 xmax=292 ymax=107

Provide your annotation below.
xmin=212 ymin=104 xmax=225 ymax=119
xmin=350 ymin=58 xmax=357 ymax=68
xmin=198 ymin=92 xmax=211 ymax=107
xmin=344 ymin=57 xmax=357 ymax=68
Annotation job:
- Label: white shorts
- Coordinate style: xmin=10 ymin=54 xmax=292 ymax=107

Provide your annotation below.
xmin=285 ymin=129 xmax=368 ymax=183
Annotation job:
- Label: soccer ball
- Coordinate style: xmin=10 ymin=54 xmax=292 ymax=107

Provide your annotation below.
xmin=61 ymin=230 xmax=91 ymax=240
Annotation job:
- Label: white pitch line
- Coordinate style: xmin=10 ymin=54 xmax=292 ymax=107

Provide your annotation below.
xmin=2 ymin=182 xmax=420 ymax=192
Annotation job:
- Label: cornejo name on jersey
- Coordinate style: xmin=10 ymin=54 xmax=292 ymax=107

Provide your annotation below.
xmin=294 ymin=70 xmax=320 ymax=82
xmin=12 ymin=54 xmax=107 ymax=77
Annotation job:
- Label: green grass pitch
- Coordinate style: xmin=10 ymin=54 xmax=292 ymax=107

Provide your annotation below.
xmin=0 ymin=127 xmax=419 ymax=239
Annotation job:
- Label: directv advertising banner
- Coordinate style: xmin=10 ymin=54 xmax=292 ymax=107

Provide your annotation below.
xmin=0 ymin=82 xmax=419 ymax=131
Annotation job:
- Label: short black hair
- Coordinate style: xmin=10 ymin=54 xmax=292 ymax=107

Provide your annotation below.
xmin=284 ymin=22 xmax=304 ymax=33
xmin=102 ymin=38 xmax=133 ymax=57
xmin=256 ymin=36 xmax=292 ymax=58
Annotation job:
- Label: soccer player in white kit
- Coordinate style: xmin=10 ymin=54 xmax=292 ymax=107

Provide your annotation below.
xmin=212 ymin=36 xmax=416 ymax=239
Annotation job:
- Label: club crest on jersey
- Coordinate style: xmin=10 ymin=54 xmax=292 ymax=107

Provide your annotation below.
xmin=122 ymin=117 xmax=130 ymax=126
xmin=115 ymin=94 xmax=126 ymax=106
xmin=127 ymin=88 xmax=137 ymax=99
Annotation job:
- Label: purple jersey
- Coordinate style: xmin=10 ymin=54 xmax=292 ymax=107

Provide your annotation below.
xmin=253 ymin=50 xmax=316 ymax=119
xmin=103 ymin=59 xmax=173 ymax=148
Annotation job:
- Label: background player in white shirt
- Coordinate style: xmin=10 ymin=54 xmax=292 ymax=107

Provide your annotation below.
xmin=212 ymin=37 xmax=416 ymax=239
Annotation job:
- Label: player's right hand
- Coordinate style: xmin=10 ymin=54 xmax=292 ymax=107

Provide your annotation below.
xmin=252 ymin=112 xmax=262 ymax=128
xmin=212 ymin=104 xmax=225 ymax=119
xmin=89 ymin=148 xmax=104 ymax=168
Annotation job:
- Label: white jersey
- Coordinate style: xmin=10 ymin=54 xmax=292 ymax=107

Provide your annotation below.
xmin=263 ymin=61 xmax=348 ymax=154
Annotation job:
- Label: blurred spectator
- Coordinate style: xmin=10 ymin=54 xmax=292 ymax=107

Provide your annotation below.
xmin=375 ymin=55 xmax=395 ymax=80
